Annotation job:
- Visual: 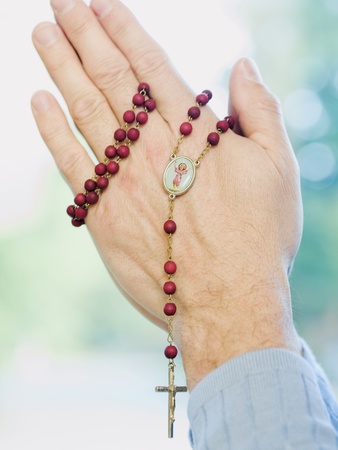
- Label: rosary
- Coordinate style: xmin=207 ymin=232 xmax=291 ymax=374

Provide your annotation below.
xmin=66 ymin=84 xmax=234 ymax=438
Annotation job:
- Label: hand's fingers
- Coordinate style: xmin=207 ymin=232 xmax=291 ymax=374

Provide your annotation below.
xmin=32 ymin=22 xmax=117 ymax=159
xmin=90 ymin=0 xmax=198 ymax=129
xmin=229 ymin=58 xmax=296 ymax=163
xmin=50 ymin=0 xmax=144 ymax=120
xmin=31 ymin=90 xmax=93 ymax=193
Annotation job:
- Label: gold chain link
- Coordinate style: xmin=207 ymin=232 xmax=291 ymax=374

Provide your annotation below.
xmin=195 ymin=142 xmax=211 ymax=165
xmin=171 ymin=135 xmax=185 ymax=159
xmin=167 ymin=233 xmax=173 ymax=261
xmin=168 ymin=198 xmax=174 ymax=219
xmin=167 ymin=317 xmax=174 ymax=344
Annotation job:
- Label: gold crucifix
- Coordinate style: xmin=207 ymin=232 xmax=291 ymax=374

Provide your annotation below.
xmin=155 ymin=361 xmax=188 ymax=438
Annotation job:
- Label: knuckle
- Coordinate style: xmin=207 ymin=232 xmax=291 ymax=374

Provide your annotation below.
xmin=68 ymin=17 xmax=91 ymax=40
xmin=70 ymin=91 xmax=107 ymax=127
xmin=257 ymin=90 xmax=283 ymax=117
xmin=58 ymin=148 xmax=86 ymax=183
xmin=47 ymin=52 xmax=72 ymax=74
xmin=40 ymin=125 xmax=86 ymax=183
xmin=91 ymin=59 xmax=131 ymax=92
xmin=38 ymin=117 xmax=65 ymax=146
xmin=133 ymin=46 xmax=170 ymax=79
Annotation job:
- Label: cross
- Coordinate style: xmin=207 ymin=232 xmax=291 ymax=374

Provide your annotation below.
xmin=155 ymin=361 xmax=188 ymax=438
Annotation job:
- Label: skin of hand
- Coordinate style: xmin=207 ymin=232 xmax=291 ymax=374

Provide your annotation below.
xmin=31 ymin=0 xmax=303 ymax=390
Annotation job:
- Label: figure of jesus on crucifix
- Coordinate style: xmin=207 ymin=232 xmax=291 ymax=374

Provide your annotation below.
xmin=155 ymin=362 xmax=188 ymax=438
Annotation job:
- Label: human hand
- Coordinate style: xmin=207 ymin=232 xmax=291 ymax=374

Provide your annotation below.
xmin=31 ymin=0 xmax=302 ymax=389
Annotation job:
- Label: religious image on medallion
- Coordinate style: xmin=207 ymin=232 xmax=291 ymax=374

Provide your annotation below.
xmin=163 ymin=156 xmax=196 ymax=196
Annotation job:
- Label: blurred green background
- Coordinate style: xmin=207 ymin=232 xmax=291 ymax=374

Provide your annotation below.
xmin=0 ymin=0 xmax=337 ymax=447
xmin=242 ymin=0 xmax=338 ymax=383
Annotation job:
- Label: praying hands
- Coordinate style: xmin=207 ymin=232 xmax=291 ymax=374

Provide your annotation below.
xmin=31 ymin=0 xmax=338 ymax=447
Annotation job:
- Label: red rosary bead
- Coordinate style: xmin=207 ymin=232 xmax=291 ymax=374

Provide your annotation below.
xmin=225 ymin=115 xmax=235 ymax=129
xmin=133 ymin=93 xmax=145 ymax=106
xmin=74 ymin=193 xmax=86 ymax=206
xmin=180 ymin=122 xmax=193 ymax=136
xmin=164 ymin=220 xmax=177 ymax=234
xmin=163 ymin=281 xmax=176 ymax=295
xmin=66 ymin=205 xmax=75 ymax=217
xmin=164 ymin=260 xmax=177 ymax=274
xmin=138 ymin=82 xmax=150 ymax=95
xmin=105 ymin=145 xmax=117 ymax=159
xmin=86 ymin=192 xmax=99 ymax=205
xmin=123 ymin=110 xmax=135 ymax=123
xmin=107 ymin=161 xmax=120 ymax=175
xmin=75 ymin=207 xmax=88 ymax=220
xmin=202 ymin=89 xmax=213 ymax=100
xmin=127 ymin=128 xmax=140 ymax=141
xmin=217 ymin=120 xmax=229 ymax=133
xmin=196 ymin=93 xmax=209 ymax=105
xmin=84 ymin=179 xmax=97 ymax=191
xmin=71 ymin=218 xmax=84 ymax=227
xmin=188 ymin=106 xmax=201 ymax=119
xmin=114 ymin=128 xmax=127 ymax=142
xmin=164 ymin=303 xmax=177 ymax=316
xmin=207 ymin=132 xmax=220 ymax=146
xmin=144 ymin=99 xmax=156 ymax=111
xmin=136 ymin=111 xmax=148 ymax=124
xmin=95 ymin=163 xmax=107 ymax=176
xmin=117 ymin=145 xmax=130 ymax=158
xmin=97 ymin=176 xmax=109 ymax=190
xmin=164 ymin=345 xmax=178 ymax=359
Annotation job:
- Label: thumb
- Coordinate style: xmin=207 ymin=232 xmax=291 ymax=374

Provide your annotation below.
xmin=229 ymin=57 xmax=292 ymax=156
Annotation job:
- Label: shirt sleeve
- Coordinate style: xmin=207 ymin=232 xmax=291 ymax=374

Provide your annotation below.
xmin=188 ymin=347 xmax=338 ymax=449
xmin=300 ymin=338 xmax=338 ymax=434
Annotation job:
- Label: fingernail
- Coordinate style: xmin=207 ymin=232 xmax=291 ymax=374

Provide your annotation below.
xmin=31 ymin=91 xmax=52 ymax=113
xmin=241 ymin=58 xmax=263 ymax=83
xmin=90 ymin=0 xmax=114 ymax=19
xmin=34 ymin=23 xmax=60 ymax=46
xmin=50 ymin=0 xmax=76 ymax=14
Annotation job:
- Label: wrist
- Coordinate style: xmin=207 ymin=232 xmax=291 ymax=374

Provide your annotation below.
xmin=175 ymin=272 xmax=300 ymax=390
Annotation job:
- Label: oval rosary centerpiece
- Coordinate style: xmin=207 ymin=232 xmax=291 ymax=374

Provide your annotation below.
xmin=163 ymin=156 xmax=196 ymax=196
